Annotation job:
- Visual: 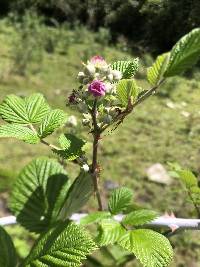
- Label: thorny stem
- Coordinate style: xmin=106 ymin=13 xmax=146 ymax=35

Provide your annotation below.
xmin=90 ymin=99 xmax=103 ymax=211
xmin=101 ymin=79 xmax=165 ymax=133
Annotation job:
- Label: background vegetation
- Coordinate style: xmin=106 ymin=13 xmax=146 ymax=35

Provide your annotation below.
xmin=0 ymin=2 xmax=200 ymax=266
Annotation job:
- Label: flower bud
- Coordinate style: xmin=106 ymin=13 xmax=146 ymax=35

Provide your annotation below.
xmin=112 ymin=70 xmax=122 ymax=81
xmin=67 ymin=115 xmax=77 ymax=127
xmin=107 ymin=73 xmax=113 ymax=82
xmin=82 ymin=118 xmax=90 ymax=126
xmin=82 ymin=77 xmax=90 ymax=85
xmin=77 ymin=71 xmax=85 ymax=83
xmin=103 ymin=114 xmax=113 ymax=124
xmin=88 ymin=80 xmax=106 ymax=97
xmin=84 ymin=64 xmax=96 ymax=76
xmin=78 ymin=102 xmax=88 ymax=113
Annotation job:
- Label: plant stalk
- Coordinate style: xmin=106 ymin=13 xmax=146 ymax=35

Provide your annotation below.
xmin=90 ymin=99 xmax=103 ymax=211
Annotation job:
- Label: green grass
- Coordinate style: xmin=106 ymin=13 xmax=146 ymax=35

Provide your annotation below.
xmin=0 ymin=19 xmax=200 ymax=266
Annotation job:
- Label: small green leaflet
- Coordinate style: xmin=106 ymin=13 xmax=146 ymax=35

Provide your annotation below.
xmin=147 ymin=53 xmax=170 ymax=86
xmin=23 ymin=221 xmax=97 ymax=267
xmin=108 ymin=187 xmax=133 ymax=214
xmin=0 ymin=124 xmax=39 ymax=144
xmin=176 ymin=169 xmax=198 ymax=189
xmin=39 ymin=109 xmax=66 ymax=138
xmin=118 ymin=229 xmax=173 ymax=267
xmin=164 ymin=28 xmax=200 ymax=77
xmin=80 ymin=211 xmax=111 ymax=225
xmin=0 ymin=226 xmax=17 ymax=267
xmin=112 ymin=59 xmax=139 ymax=78
xmin=97 ymin=219 xmax=126 ymax=246
xmin=122 ymin=209 xmax=158 ymax=226
xmin=0 ymin=93 xmax=50 ymax=124
xmin=53 ymin=133 xmax=86 ymax=161
xmin=10 ymin=157 xmax=71 ymax=233
xmin=116 ymin=79 xmax=140 ymax=107
xmin=59 ymin=171 xmax=93 ymax=219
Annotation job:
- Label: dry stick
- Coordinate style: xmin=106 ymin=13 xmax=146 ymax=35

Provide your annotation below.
xmin=90 ymin=99 xmax=103 ymax=211
xmin=1 ymin=215 xmax=200 ymax=231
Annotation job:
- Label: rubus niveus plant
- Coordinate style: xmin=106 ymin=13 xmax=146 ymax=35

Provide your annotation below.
xmin=0 ymin=28 xmax=200 ymax=267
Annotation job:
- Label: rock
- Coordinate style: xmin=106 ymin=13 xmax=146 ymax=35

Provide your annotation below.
xmin=146 ymin=163 xmax=172 ymax=185
xmin=104 ymin=180 xmax=119 ymax=190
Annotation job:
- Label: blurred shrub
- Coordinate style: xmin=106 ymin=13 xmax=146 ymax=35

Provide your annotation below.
xmin=11 ymin=12 xmax=45 ymax=75
xmin=3 ymin=0 xmax=200 ymax=54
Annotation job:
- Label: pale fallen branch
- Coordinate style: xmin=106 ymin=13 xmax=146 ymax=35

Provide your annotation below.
xmin=1 ymin=214 xmax=200 ymax=231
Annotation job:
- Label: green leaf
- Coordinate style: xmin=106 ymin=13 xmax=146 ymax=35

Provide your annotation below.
xmin=108 ymin=187 xmax=133 ymax=214
xmin=10 ymin=157 xmax=71 ymax=233
xmin=118 ymin=229 xmax=173 ymax=267
xmin=80 ymin=211 xmax=111 ymax=226
xmin=0 ymin=124 xmax=39 ymax=144
xmin=116 ymin=79 xmax=140 ymax=107
xmin=25 ymin=93 xmax=50 ymax=123
xmin=112 ymin=59 xmax=139 ymax=78
xmin=97 ymin=219 xmax=126 ymax=246
xmin=39 ymin=109 xmax=66 ymax=138
xmin=164 ymin=28 xmax=200 ymax=77
xmin=59 ymin=171 xmax=93 ymax=219
xmin=53 ymin=133 xmax=86 ymax=161
xmin=122 ymin=209 xmax=158 ymax=226
xmin=23 ymin=221 xmax=97 ymax=267
xmin=176 ymin=169 xmax=198 ymax=189
xmin=147 ymin=53 xmax=170 ymax=86
xmin=0 ymin=94 xmax=50 ymax=125
xmin=0 ymin=226 xmax=17 ymax=267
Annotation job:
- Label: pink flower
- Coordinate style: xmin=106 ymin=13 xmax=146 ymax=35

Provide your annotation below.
xmin=90 ymin=56 xmax=106 ymax=67
xmin=88 ymin=80 xmax=106 ymax=97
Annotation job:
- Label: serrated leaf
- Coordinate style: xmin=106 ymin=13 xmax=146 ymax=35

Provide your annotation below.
xmin=0 ymin=93 xmax=50 ymax=125
xmin=164 ymin=28 xmax=200 ymax=77
xmin=176 ymin=169 xmax=198 ymax=189
xmin=53 ymin=133 xmax=86 ymax=161
xmin=116 ymin=79 xmax=140 ymax=107
xmin=147 ymin=53 xmax=170 ymax=86
xmin=23 ymin=221 xmax=97 ymax=267
xmin=25 ymin=93 xmax=50 ymax=123
xmin=108 ymin=187 xmax=133 ymax=214
xmin=59 ymin=171 xmax=93 ymax=219
xmin=97 ymin=219 xmax=126 ymax=246
xmin=0 ymin=226 xmax=17 ymax=267
xmin=118 ymin=229 xmax=173 ymax=267
xmin=112 ymin=59 xmax=139 ymax=78
xmin=39 ymin=109 xmax=66 ymax=138
xmin=10 ymin=157 xmax=71 ymax=233
xmin=0 ymin=124 xmax=39 ymax=144
xmin=122 ymin=209 xmax=158 ymax=226
xmin=80 ymin=211 xmax=111 ymax=226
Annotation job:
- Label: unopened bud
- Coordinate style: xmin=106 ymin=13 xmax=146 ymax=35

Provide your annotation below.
xmin=112 ymin=70 xmax=122 ymax=81
xmin=85 ymin=64 xmax=96 ymax=76
xmin=77 ymin=72 xmax=85 ymax=83
xmin=103 ymin=114 xmax=113 ymax=124
xmin=107 ymin=73 xmax=113 ymax=81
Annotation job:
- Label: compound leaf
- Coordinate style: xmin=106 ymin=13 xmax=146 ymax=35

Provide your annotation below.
xmin=147 ymin=53 xmax=170 ymax=86
xmin=0 ymin=93 xmax=50 ymax=125
xmin=164 ymin=28 xmax=200 ymax=77
xmin=118 ymin=229 xmax=173 ymax=267
xmin=0 ymin=124 xmax=39 ymax=144
xmin=59 ymin=171 xmax=93 ymax=219
xmin=39 ymin=109 xmax=66 ymax=138
xmin=23 ymin=221 xmax=97 ymax=267
xmin=10 ymin=157 xmax=71 ymax=233
xmin=97 ymin=219 xmax=126 ymax=246
xmin=112 ymin=59 xmax=139 ymax=78
xmin=0 ymin=226 xmax=17 ymax=267
xmin=122 ymin=209 xmax=158 ymax=226
xmin=116 ymin=79 xmax=140 ymax=107
xmin=53 ymin=133 xmax=86 ymax=161
xmin=108 ymin=187 xmax=133 ymax=214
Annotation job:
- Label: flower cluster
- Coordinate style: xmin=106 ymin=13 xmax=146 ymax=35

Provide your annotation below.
xmin=77 ymin=56 xmax=122 ymax=97
xmin=68 ymin=56 xmax=123 ymax=131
